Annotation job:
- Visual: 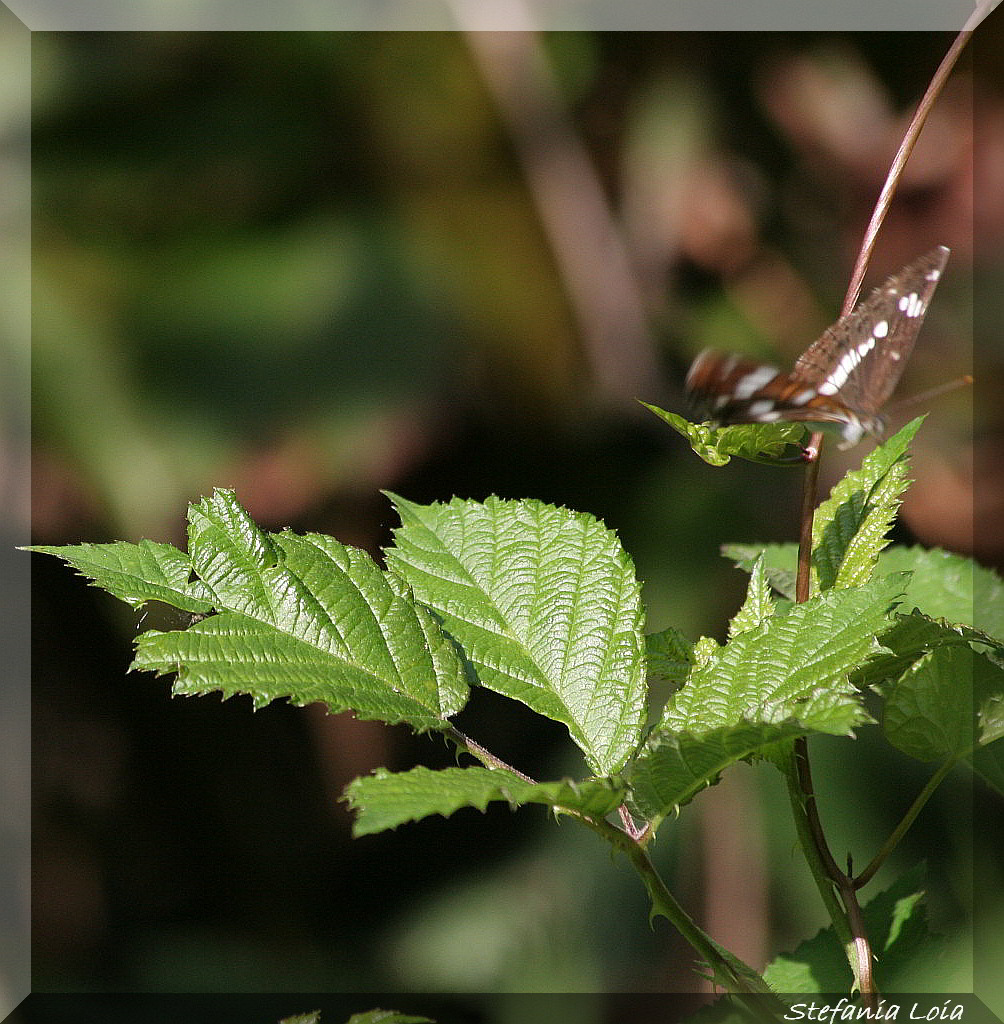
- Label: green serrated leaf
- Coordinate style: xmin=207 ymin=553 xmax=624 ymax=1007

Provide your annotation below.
xmin=876 ymin=546 xmax=1003 ymax=641
xmin=627 ymin=579 xmax=905 ymax=821
xmin=186 ymin=489 xmax=282 ymax=617
xmin=852 ymin=611 xmax=968 ymax=690
xmin=344 ymin=765 xmax=626 ymax=837
xmin=883 ymin=644 xmax=1004 ymax=762
xmin=721 ymin=542 xmax=798 ymax=601
xmin=728 ymin=555 xmax=774 ymax=637
xmin=692 ymin=635 xmax=721 ymax=670
xmin=128 ymin=489 xmax=468 ymax=732
xmin=764 ymin=864 xmax=933 ymax=993
xmin=24 ymin=539 xmax=216 ymax=614
xmin=280 ymin=1013 xmax=321 ymax=1024
xmin=661 ymin=575 xmax=903 ymax=735
xmin=811 ymin=417 xmax=923 ymax=591
xmin=980 ymin=687 xmax=1004 ymax=748
xmin=627 ymin=719 xmax=816 ymax=820
xmin=728 ymin=548 xmax=1004 ymax=740
xmin=639 ymin=402 xmax=806 ymax=467
xmin=384 ymin=494 xmax=646 ymax=775
xmin=646 ymin=625 xmax=694 ymax=688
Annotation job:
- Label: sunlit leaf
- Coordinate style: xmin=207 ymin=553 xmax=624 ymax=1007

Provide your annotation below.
xmin=646 ymin=625 xmax=694 ymax=689
xmin=811 ymin=417 xmax=923 ymax=591
xmin=728 ymin=555 xmax=774 ymax=637
xmin=345 ymin=765 xmax=626 ymax=837
xmin=660 ymin=575 xmax=903 ymax=735
xmin=639 ymin=402 xmax=807 ymax=467
xmin=883 ymin=643 xmax=1004 ymax=762
xmin=34 ymin=489 xmax=470 ymax=733
xmin=385 ymin=494 xmax=647 ymax=774
xmin=25 ymin=539 xmax=215 ymax=614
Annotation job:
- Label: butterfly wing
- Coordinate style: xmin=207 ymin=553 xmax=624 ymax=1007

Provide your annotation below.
xmin=789 ymin=245 xmax=950 ymax=413
xmin=685 ymin=350 xmax=871 ymax=445
xmin=684 ymin=246 xmax=950 ymax=448
xmin=684 ymin=351 xmax=860 ymax=445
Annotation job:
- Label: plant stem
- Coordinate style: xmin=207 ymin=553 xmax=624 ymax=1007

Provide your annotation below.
xmin=580 ymin=812 xmax=785 ymax=1011
xmin=783 ymin=749 xmax=850 ymax=931
xmin=842 ymin=26 xmax=974 ymax=315
xmin=446 ymin=725 xmax=537 ymax=783
xmin=795 ymin=434 xmax=823 ymax=598
xmin=784 ymin=23 xmax=979 ymax=997
xmin=792 ymin=414 xmax=879 ymax=999
xmin=784 ymin=743 xmax=874 ymax=995
xmin=441 ymin=734 xmax=778 ymax=1003
xmin=853 ymin=755 xmax=957 ymax=890
xmin=450 ymin=726 xmax=778 ymax=1004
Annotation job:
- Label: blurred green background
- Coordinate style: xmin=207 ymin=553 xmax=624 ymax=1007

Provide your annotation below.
xmin=24 ymin=27 xmax=1004 ymax=1015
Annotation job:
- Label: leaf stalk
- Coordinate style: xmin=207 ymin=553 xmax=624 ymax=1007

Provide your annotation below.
xmin=852 ymin=755 xmax=957 ymax=891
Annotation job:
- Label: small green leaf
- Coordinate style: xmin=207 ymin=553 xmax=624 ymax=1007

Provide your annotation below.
xmin=852 ymin=611 xmax=957 ymax=690
xmin=385 ymin=494 xmax=647 ymax=775
xmin=811 ymin=417 xmax=923 ymax=591
xmin=721 ymin=542 xmax=798 ymax=600
xmin=346 ymin=1012 xmax=434 ymax=1024
xmin=186 ymin=489 xmax=282 ymax=618
xmin=852 ymin=610 xmax=1001 ymax=690
xmin=728 ymin=555 xmax=774 ymax=637
xmin=726 ymin=543 xmax=1004 ymax=644
xmin=280 ymin=1013 xmax=321 ymax=1024
xmin=883 ymin=644 xmax=1004 ymax=762
xmin=692 ymin=635 xmax=721 ymax=670
xmin=639 ymin=402 xmax=806 ymax=467
xmin=980 ymin=682 xmax=1004 ymax=748
xmin=660 ymin=575 xmax=903 ymax=735
xmin=764 ymin=865 xmax=933 ymax=993
xmin=627 ymin=719 xmax=817 ymax=820
xmin=344 ymin=765 xmax=626 ymax=836
xmin=24 ymin=539 xmax=215 ymax=614
xmin=646 ymin=625 xmax=694 ymax=688
xmin=627 ymin=577 xmax=904 ymax=821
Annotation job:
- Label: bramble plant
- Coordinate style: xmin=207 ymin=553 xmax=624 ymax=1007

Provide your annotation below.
xmin=26 ymin=413 xmax=1004 ymax=1010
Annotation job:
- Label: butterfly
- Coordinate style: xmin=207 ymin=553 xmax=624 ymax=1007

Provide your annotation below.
xmin=684 ymin=246 xmax=950 ymax=449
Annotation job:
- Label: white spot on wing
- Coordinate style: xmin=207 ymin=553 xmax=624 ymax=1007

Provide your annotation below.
xmin=734 ymin=365 xmax=779 ymax=400
xmin=745 ymin=400 xmax=776 ymax=417
xmin=873 ymin=320 xmax=888 ymax=338
xmin=822 ymin=345 xmax=866 ymax=395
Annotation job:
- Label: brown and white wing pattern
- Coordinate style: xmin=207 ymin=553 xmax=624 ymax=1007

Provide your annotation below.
xmin=684 ymin=246 xmax=949 ymax=448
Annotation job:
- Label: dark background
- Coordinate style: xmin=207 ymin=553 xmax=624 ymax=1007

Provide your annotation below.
xmin=25 ymin=26 xmax=1004 ymax=1016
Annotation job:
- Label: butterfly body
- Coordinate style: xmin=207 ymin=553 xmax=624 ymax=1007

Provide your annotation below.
xmin=685 ymin=246 xmax=950 ymax=449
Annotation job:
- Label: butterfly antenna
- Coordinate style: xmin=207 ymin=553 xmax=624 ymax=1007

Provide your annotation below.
xmin=888 ymin=374 xmax=973 ymax=413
